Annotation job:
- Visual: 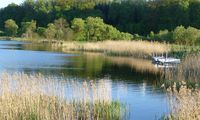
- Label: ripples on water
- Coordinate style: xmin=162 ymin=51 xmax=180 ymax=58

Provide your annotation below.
xmin=0 ymin=40 xmax=169 ymax=120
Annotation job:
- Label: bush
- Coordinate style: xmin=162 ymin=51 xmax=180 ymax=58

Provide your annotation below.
xmin=4 ymin=19 xmax=18 ymax=37
xmin=149 ymin=30 xmax=173 ymax=42
xmin=173 ymin=26 xmax=200 ymax=45
xmin=37 ymin=27 xmax=46 ymax=38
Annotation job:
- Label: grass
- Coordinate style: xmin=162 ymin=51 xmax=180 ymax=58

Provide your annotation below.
xmin=0 ymin=72 xmax=126 ymax=120
xmin=56 ymin=40 xmax=169 ymax=58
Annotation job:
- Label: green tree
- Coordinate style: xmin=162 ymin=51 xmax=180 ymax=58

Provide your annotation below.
xmin=71 ymin=18 xmax=86 ymax=41
xmin=189 ymin=1 xmax=200 ymax=28
xmin=71 ymin=17 xmax=133 ymax=41
xmin=53 ymin=18 xmax=73 ymax=40
xmin=21 ymin=20 xmax=37 ymax=38
xmin=44 ymin=18 xmax=74 ymax=41
xmin=85 ymin=17 xmax=105 ymax=41
xmin=54 ymin=18 xmax=68 ymax=40
xmin=173 ymin=26 xmax=200 ymax=45
xmin=4 ymin=19 xmax=18 ymax=36
xmin=45 ymin=23 xmax=56 ymax=39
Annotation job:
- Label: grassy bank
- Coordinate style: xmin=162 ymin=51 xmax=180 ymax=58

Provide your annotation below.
xmin=0 ymin=72 xmax=126 ymax=120
xmin=3 ymin=36 xmax=199 ymax=59
xmin=53 ymin=40 xmax=169 ymax=58
xmin=0 ymin=36 xmax=170 ymax=58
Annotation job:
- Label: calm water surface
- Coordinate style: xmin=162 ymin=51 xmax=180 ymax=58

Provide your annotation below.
xmin=0 ymin=40 xmax=169 ymax=120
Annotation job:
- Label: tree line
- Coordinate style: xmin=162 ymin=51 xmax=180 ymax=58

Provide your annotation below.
xmin=3 ymin=17 xmax=133 ymax=41
xmin=1 ymin=0 xmax=200 ymax=44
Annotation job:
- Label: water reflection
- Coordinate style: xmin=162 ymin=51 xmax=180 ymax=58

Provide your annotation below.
xmin=0 ymin=40 xmax=169 ymax=120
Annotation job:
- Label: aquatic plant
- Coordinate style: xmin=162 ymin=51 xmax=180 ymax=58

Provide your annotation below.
xmin=0 ymin=72 xmax=126 ymax=120
xmin=58 ymin=40 xmax=169 ymax=58
xmin=166 ymin=82 xmax=200 ymax=120
xmin=165 ymin=53 xmax=200 ymax=84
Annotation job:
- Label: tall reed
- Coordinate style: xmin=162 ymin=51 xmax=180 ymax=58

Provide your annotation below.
xmin=166 ymin=82 xmax=200 ymax=120
xmin=165 ymin=53 xmax=200 ymax=84
xmin=0 ymin=72 xmax=126 ymax=120
xmin=57 ymin=40 xmax=169 ymax=58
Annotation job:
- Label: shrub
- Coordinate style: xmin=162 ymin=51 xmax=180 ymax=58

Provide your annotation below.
xmin=173 ymin=26 xmax=200 ymax=45
xmin=4 ymin=19 xmax=18 ymax=37
xmin=149 ymin=30 xmax=173 ymax=42
xmin=36 ymin=27 xmax=46 ymax=38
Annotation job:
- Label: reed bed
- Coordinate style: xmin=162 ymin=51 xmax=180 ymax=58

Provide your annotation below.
xmin=57 ymin=40 xmax=169 ymax=58
xmin=0 ymin=72 xmax=126 ymax=120
xmin=165 ymin=53 xmax=200 ymax=84
xmin=161 ymin=53 xmax=200 ymax=119
xmin=166 ymin=82 xmax=200 ymax=120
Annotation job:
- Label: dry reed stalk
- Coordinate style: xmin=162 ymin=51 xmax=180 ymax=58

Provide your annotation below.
xmin=165 ymin=53 xmax=200 ymax=83
xmin=0 ymin=72 xmax=124 ymax=120
xmin=167 ymin=82 xmax=200 ymax=120
xmin=60 ymin=40 xmax=169 ymax=58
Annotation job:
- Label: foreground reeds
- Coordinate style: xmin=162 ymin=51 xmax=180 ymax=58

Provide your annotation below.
xmin=166 ymin=82 xmax=200 ymax=120
xmin=162 ymin=53 xmax=200 ymax=119
xmin=55 ymin=40 xmax=169 ymax=58
xmin=0 ymin=72 xmax=126 ymax=120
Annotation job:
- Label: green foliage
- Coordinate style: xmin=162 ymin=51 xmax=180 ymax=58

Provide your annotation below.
xmin=71 ymin=17 xmax=133 ymax=41
xmin=0 ymin=30 xmax=4 ymax=36
xmin=12 ymin=16 xmax=131 ymax=41
xmin=4 ymin=19 xmax=18 ymax=37
xmin=1 ymin=0 xmax=200 ymax=37
xmin=21 ymin=20 xmax=37 ymax=38
xmin=189 ymin=1 xmax=200 ymax=28
xmin=173 ymin=26 xmax=200 ymax=45
xmin=119 ymin=32 xmax=133 ymax=40
xmin=52 ymin=18 xmax=74 ymax=40
xmin=149 ymin=29 xmax=173 ymax=42
xmin=43 ymin=18 xmax=73 ymax=40
xmin=37 ymin=27 xmax=46 ymax=38
xmin=71 ymin=18 xmax=86 ymax=41
xmin=75 ymin=1 xmax=96 ymax=10
xmin=148 ymin=26 xmax=200 ymax=45
xmin=45 ymin=23 xmax=56 ymax=39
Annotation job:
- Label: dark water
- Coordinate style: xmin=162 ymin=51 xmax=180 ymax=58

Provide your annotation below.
xmin=0 ymin=40 xmax=169 ymax=120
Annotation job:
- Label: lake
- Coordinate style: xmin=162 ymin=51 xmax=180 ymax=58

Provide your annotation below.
xmin=0 ymin=40 xmax=169 ymax=120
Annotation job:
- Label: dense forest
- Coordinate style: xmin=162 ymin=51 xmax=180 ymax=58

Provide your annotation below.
xmin=1 ymin=0 xmax=200 ymax=44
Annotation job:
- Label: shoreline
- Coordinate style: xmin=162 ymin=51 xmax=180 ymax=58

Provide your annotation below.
xmin=2 ymin=36 xmax=199 ymax=59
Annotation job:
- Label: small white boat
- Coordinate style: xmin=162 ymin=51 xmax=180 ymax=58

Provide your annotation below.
xmin=152 ymin=57 xmax=164 ymax=62
xmin=152 ymin=56 xmax=180 ymax=64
